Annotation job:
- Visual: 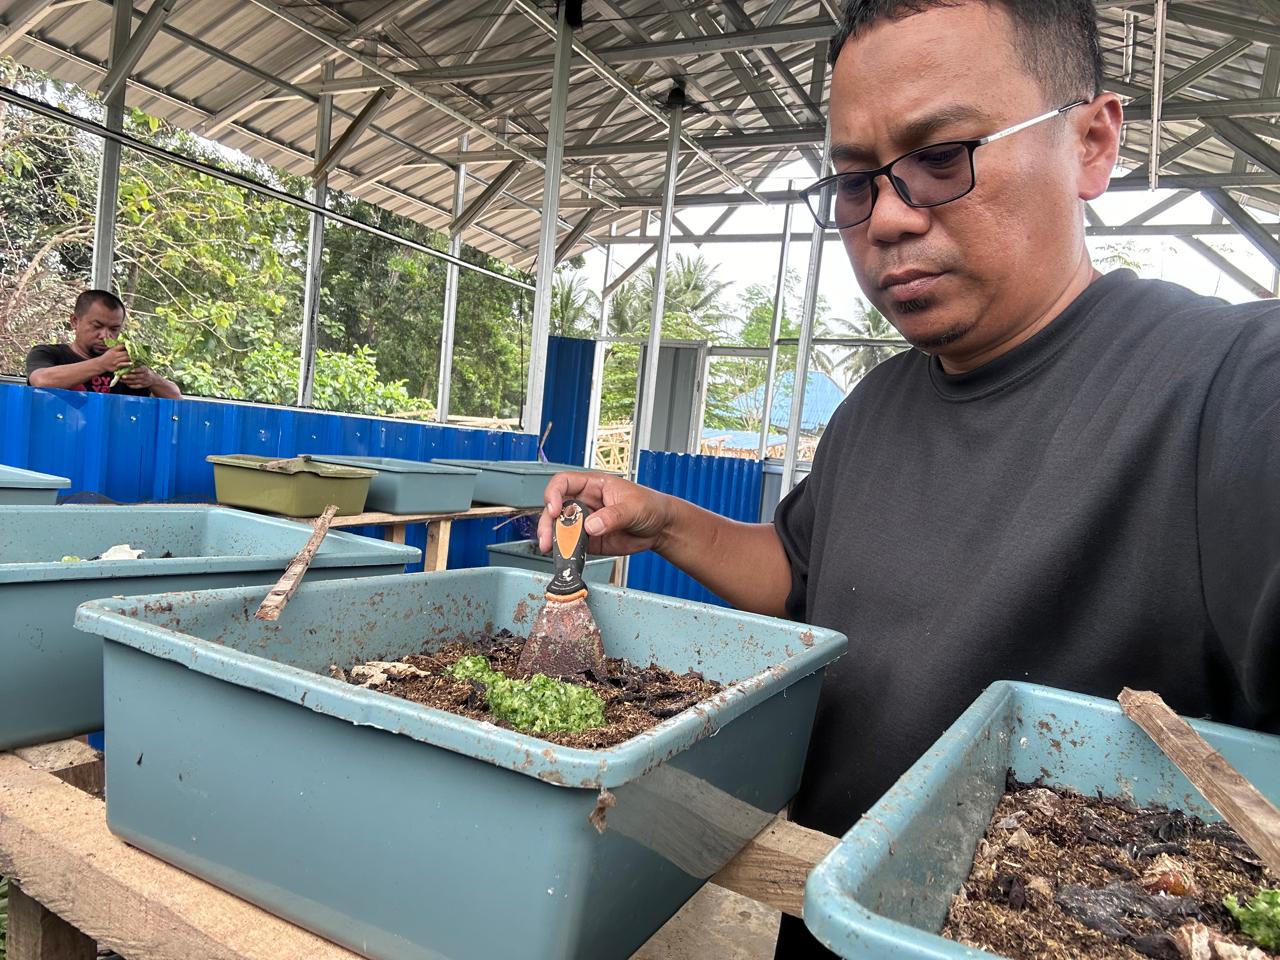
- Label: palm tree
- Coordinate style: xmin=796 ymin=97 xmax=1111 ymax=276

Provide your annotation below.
xmin=825 ymin=301 xmax=908 ymax=388
xmin=550 ymin=273 xmax=599 ymax=338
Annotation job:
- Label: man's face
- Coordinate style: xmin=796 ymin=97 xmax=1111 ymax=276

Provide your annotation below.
xmin=829 ymin=3 xmax=1091 ymax=366
xmin=71 ymin=302 xmax=125 ymax=356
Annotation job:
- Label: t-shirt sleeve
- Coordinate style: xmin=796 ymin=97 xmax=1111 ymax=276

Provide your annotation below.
xmin=1197 ymin=317 xmax=1280 ymax=732
xmin=773 ymin=473 xmax=816 ymax=621
xmin=25 ymin=344 xmax=64 ymax=378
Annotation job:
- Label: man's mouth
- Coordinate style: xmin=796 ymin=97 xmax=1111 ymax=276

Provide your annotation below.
xmin=879 ymin=269 xmax=943 ymax=303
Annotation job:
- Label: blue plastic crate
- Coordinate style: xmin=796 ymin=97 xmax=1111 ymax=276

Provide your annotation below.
xmin=0 ymin=505 xmax=419 ymax=749
xmin=76 ymin=569 xmax=847 ymax=960
xmin=803 ymin=682 xmax=1280 ymax=960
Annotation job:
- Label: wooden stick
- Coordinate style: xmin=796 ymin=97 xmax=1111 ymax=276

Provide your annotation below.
xmin=254 ymin=505 xmax=339 ymax=622
xmin=1119 ymin=688 xmax=1280 ymax=876
xmin=712 ymin=817 xmax=838 ymax=918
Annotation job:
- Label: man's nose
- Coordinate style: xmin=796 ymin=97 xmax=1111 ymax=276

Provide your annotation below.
xmin=864 ymin=174 xmax=930 ymax=244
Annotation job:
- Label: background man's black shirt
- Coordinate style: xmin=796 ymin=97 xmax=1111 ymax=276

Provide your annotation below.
xmin=26 ymin=343 xmax=150 ymax=396
xmin=773 ymin=270 xmax=1280 ymax=955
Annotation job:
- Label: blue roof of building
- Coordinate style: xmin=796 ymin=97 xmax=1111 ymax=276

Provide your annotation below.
xmin=730 ymin=370 xmax=846 ymax=433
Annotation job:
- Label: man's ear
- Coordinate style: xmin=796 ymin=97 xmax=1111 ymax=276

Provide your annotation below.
xmin=1077 ymin=93 xmax=1123 ymax=202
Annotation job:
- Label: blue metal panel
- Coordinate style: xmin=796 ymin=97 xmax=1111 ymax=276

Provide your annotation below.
xmin=540 ymin=335 xmax=595 ymax=466
xmin=629 ymin=451 xmax=764 ymax=606
xmin=0 ymin=383 xmax=538 ymax=574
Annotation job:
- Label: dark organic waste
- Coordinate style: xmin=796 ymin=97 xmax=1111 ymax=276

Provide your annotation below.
xmin=333 ymin=629 xmax=721 ymax=748
xmin=941 ymin=778 xmax=1279 ymax=960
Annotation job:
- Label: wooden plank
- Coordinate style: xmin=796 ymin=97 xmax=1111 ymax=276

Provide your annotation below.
xmin=314 ymin=505 xmax=528 ymax=528
xmin=711 ymin=818 xmax=837 ymax=918
xmin=13 ymin=740 xmax=104 ymax=797
xmin=1119 ymin=688 xmax=1280 ymax=876
xmin=424 ymin=520 xmax=452 ymax=571
xmin=7 ymin=882 xmax=96 ymax=960
xmin=388 ymin=523 xmax=408 ymax=546
xmin=255 ymin=505 xmax=339 ymax=622
xmin=0 ymin=755 xmax=364 ymax=960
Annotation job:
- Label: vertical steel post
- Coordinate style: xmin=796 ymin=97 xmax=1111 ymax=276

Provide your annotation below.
xmin=437 ymin=133 xmax=467 ymax=421
xmin=297 ymin=61 xmax=333 ymax=407
xmin=523 ymin=1 xmax=572 ymax=434
xmin=758 ymin=183 xmax=794 ymax=460
xmin=1148 ymin=0 xmax=1167 ymax=191
xmin=630 ymin=87 xmax=684 ymax=479
xmin=584 ymin=222 xmax=615 ymax=467
xmin=91 ymin=0 xmax=131 ymax=290
xmin=781 ymin=123 xmax=830 ymax=495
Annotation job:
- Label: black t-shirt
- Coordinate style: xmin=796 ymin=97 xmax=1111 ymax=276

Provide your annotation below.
xmin=772 ymin=270 xmax=1280 ymax=956
xmin=25 ymin=343 xmax=150 ymax=396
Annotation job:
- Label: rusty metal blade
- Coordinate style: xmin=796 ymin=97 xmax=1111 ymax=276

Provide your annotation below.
xmin=517 ymin=597 xmax=606 ymax=678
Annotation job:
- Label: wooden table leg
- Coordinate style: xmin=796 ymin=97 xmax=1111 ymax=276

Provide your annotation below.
xmin=424 ymin=519 xmax=452 ymax=572
xmin=610 ymin=557 xmax=625 ymax=586
xmin=388 ymin=523 xmax=408 ymax=545
xmin=7 ymin=882 xmax=96 ymax=960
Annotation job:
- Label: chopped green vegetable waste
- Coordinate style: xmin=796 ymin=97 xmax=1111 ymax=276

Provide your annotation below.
xmin=448 ymin=655 xmax=606 ymax=734
xmin=1225 ymin=888 xmax=1280 ymax=951
xmin=60 ymin=555 xmax=82 ymax=563
xmin=104 ymin=334 xmax=159 ymax=387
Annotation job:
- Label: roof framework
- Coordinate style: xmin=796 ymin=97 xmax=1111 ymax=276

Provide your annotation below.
xmin=1 ymin=1 xmax=1278 ymax=267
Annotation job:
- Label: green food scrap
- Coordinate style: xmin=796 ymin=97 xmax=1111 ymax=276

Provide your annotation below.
xmin=104 ymin=334 xmax=158 ymax=387
xmin=60 ymin=555 xmax=82 ymax=562
xmin=1225 ymin=888 xmax=1280 ymax=951
xmin=449 ymin=655 xmax=605 ymax=734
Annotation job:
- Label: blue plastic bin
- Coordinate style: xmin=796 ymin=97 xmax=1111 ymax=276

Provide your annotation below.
xmin=431 ymin=458 xmax=596 ymax=507
xmin=0 ymin=463 xmax=71 ymax=505
xmin=486 ymin=538 xmax=617 ymax=584
xmin=0 ymin=505 xmax=419 ymax=749
xmin=310 ymin=455 xmax=479 ymax=513
xmin=803 ymin=682 xmax=1280 ymax=960
xmin=75 ymin=569 xmax=847 ymax=960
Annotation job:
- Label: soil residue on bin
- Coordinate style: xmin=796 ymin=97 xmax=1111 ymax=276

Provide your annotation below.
xmin=942 ymin=777 xmax=1278 ymax=960
xmin=332 ymin=629 xmax=721 ymax=748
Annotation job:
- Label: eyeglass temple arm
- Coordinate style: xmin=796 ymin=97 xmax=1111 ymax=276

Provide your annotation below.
xmin=976 ymin=99 xmax=1089 ymax=146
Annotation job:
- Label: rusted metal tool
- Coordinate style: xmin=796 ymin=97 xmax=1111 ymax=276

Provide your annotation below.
xmin=516 ymin=499 xmax=607 ymax=678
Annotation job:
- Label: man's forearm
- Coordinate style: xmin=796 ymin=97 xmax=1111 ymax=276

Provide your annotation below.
xmin=656 ymin=497 xmax=793 ymax=618
xmin=150 ymin=376 xmax=181 ymax=400
xmin=28 ymin=359 xmax=103 ymax=389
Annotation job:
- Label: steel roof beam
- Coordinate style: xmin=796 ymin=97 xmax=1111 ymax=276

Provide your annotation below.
xmin=1120 ymin=98 xmax=1280 ymax=122
xmin=312 ymin=86 xmax=394 ymax=182
xmin=760 ymin=0 xmax=797 ymax=27
xmin=432 ymin=125 xmax=825 ymax=162
xmin=1204 ymin=117 xmax=1280 ymax=177
xmin=511 ymin=0 xmax=766 ymax=203
xmin=1179 ymin=236 xmax=1275 ymax=298
xmin=1126 ymin=37 xmax=1253 ymax=109
xmin=450 ymin=159 xmax=525 ymax=236
xmin=714 ymin=0 xmax=823 ymax=123
xmin=0 ymin=0 xmax=63 ymax=55
xmin=1202 ymin=187 xmax=1280 ymax=269
xmin=553 ymin=209 xmax=599 ymax=266
xmin=97 ymin=0 xmax=177 ymax=104
xmin=243 ymin=0 xmax=620 ymax=209
xmin=1122 ymin=189 xmax=1194 ymax=226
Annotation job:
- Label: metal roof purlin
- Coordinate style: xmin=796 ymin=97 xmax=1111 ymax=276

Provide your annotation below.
xmin=241 ymin=0 xmax=622 ymax=211
xmin=509 ymin=0 xmax=768 ymax=205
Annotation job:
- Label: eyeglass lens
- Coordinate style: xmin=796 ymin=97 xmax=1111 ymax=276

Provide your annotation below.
xmin=809 ymin=142 xmax=975 ymax=228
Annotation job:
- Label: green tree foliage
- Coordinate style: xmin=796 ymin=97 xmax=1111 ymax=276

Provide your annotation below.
xmin=0 ymin=62 xmax=532 ymax=420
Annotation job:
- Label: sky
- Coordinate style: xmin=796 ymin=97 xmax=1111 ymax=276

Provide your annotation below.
xmin=571 ymin=160 xmax=1280 ymax=341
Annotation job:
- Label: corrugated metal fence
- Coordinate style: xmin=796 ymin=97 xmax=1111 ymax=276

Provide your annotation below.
xmin=631 ymin=451 xmax=765 ymax=606
xmin=0 ymin=383 xmax=536 ymax=573
xmin=0 ymin=383 xmax=766 ymax=597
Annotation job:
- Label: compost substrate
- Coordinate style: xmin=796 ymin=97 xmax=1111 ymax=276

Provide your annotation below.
xmin=334 ymin=628 xmax=721 ymax=748
xmin=941 ymin=777 xmax=1278 ymax=960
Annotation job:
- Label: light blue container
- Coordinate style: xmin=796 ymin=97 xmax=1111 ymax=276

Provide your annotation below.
xmin=74 ymin=569 xmax=847 ymax=960
xmin=0 ymin=505 xmax=419 ymax=750
xmin=0 ymin=463 xmax=71 ymax=505
xmin=431 ymin=458 xmax=595 ymax=507
xmin=310 ymin=455 xmax=479 ymax=514
xmin=803 ymin=681 xmax=1280 ymax=960
xmin=487 ymin=538 xmax=616 ymax=584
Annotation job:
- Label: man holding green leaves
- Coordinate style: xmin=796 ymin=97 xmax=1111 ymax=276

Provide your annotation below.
xmin=26 ymin=289 xmax=180 ymax=399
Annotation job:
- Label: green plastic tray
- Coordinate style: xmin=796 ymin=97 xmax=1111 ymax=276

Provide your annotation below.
xmin=0 ymin=463 xmax=71 ymax=505
xmin=207 ymin=455 xmax=375 ymax=516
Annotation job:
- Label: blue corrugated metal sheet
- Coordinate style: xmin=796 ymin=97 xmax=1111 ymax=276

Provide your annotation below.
xmin=540 ymin=335 xmax=595 ymax=466
xmin=0 ymin=383 xmax=535 ymax=573
xmin=629 ymin=451 xmax=765 ymax=606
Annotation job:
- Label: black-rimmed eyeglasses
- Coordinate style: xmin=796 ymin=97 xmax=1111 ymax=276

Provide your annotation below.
xmin=799 ymin=99 xmax=1088 ymax=230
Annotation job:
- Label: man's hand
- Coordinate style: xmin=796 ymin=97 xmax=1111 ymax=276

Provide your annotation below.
xmin=539 ymin=471 xmax=675 ymax=557
xmin=96 ymin=345 xmax=131 ymax=374
xmin=538 ymin=470 xmax=794 ymax=618
xmin=119 ymin=366 xmax=159 ymax=390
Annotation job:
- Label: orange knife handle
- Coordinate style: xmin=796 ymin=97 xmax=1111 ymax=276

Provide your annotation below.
xmin=547 ymin=499 xmax=589 ymax=599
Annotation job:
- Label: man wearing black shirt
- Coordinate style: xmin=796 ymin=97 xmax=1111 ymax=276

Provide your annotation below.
xmin=540 ymin=1 xmax=1279 ymax=954
xmin=26 ymin=289 xmax=181 ymax=399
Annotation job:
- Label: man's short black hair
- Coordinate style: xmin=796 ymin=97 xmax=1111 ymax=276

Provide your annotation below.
xmin=828 ymin=0 xmax=1103 ymax=102
xmin=73 ymin=289 xmax=125 ymax=318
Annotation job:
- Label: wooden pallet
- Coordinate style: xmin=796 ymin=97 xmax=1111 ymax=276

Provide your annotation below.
xmin=0 ymin=741 xmax=833 ymax=960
